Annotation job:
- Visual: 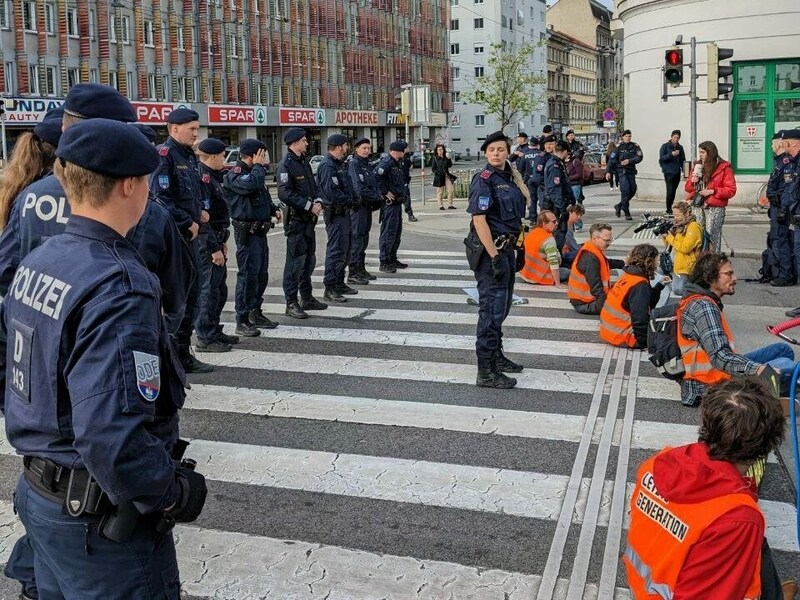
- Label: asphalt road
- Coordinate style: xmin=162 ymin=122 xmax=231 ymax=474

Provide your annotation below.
xmin=0 ymin=181 xmax=797 ymax=599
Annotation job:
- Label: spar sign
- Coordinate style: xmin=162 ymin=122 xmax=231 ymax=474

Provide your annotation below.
xmin=208 ymin=105 xmax=268 ymax=126
xmin=279 ymin=108 xmax=325 ymax=126
xmin=133 ymin=102 xmax=194 ymax=124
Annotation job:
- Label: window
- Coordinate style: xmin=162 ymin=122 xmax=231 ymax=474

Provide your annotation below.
xmin=0 ymin=1 xmax=9 ymax=29
xmin=67 ymin=8 xmax=78 ymax=37
xmin=45 ymin=3 xmax=55 ymax=34
xmin=474 ymin=66 xmax=484 ymax=77
xmin=474 ymin=0 xmax=483 ymax=3
xmin=178 ymin=76 xmax=188 ymax=101
xmin=453 ymin=66 xmax=460 ymax=79
xmin=109 ymin=18 xmax=117 ymax=42
xmin=23 ymin=1 xmax=36 ymax=31
xmin=474 ymin=43 xmax=484 ymax=54
xmin=148 ymin=73 xmax=157 ymax=99
xmin=143 ymin=20 xmax=154 ymax=46
xmin=450 ymin=43 xmax=459 ymax=55
xmin=45 ymin=66 xmax=58 ymax=96
xmin=28 ymin=65 xmax=39 ymax=94
xmin=162 ymin=75 xmax=170 ymax=100
xmin=121 ymin=15 xmax=131 ymax=44
xmin=501 ymin=15 xmax=507 ymax=28
xmin=161 ymin=21 xmax=168 ymax=49
xmin=229 ymin=33 xmax=238 ymax=57
xmin=126 ymin=71 xmax=134 ymax=95
xmin=4 ymin=61 xmax=14 ymax=93
xmin=67 ymin=68 xmax=80 ymax=89
xmin=450 ymin=19 xmax=459 ymax=30
xmin=474 ymin=18 xmax=483 ymax=29
xmin=451 ymin=0 xmax=458 ymax=4
xmin=475 ymin=115 xmax=485 ymax=126
xmin=452 ymin=91 xmax=461 ymax=103
xmin=90 ymin=68 xmax=98 ymax=83
xmin=89 ymin=9 xmax=97 ymax=40
xmin=177 ymin=27 xmax=185 ymax=51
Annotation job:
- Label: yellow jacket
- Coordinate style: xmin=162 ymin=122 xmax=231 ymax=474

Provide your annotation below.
xmin=664 ymin=221 xmax=702 ymax=275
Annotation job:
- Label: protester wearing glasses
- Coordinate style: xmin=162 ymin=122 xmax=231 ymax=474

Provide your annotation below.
xmin=567 ymin=223 xmax=626 ymax=315
xmin=520 ymin=211 xmax=569 ymax=286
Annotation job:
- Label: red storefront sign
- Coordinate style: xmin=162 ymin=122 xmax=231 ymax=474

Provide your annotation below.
xmin=333 ymin=110 xmax=378 ymax=126
xmin=279 ymin=108 xmax=325 ymax=126
xmin=207 ymin=105 xmax=269 ymax=126
xmin=132 ymin=102 xmax=192 ymax=124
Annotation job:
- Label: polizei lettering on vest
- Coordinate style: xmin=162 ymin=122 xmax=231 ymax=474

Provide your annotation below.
xmin=10 ymin=267 xmax=72 ymax=320
xmin=21 ymin=192 xmax=69 ymax=224
xmin=635 ymin=491 xmax=689 ymax=542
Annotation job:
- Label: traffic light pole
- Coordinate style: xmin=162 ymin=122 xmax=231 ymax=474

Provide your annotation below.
xmin=690 ymin=36 xmax=697 ymax=164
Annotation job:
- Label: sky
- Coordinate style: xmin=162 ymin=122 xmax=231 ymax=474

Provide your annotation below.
xmin=546 ymin=0 xmax=614 ymax=7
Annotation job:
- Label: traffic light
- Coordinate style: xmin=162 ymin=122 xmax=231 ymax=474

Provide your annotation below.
xmin=664 ymin=48 xmax=684 ymax=86
xmin=707 ymin=43 xmax=734 ymax=103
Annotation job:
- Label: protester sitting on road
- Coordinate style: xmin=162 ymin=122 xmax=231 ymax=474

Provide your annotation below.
xmin=520 ymin=210 xmax=568 ymax=286
xmin=559 ymin=204 xmax=585 ymax=270
xmin=599 ymin=244 xmax=669 ymax=348
xmin=625 ymin=377 xmax=796 ymax=600
xmin=662 ymin=200 xmax=703 ymax=295
xmin=567 ymin=223 xmax=626 ymax=315
xmin=677 ymin=252 xmax=797 ymax=407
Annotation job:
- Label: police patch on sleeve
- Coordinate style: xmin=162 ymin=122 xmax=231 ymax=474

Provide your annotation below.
xmin=201 ymin=173 xmax=210 ymax=184
xmin=377 ymin=167 xmax=385 ymax=175
xmin=280 ymin=172 xmax=289 ymax=183
xmin=133 ymin=351 xmax=160 ymax=401
xmin=554 ymin=176 xmax=560 ymax=185
xmin=158 ymin=174 xmax=170 ymax=189
xmin=537 ymin=164 xmax=543 ymax=171
xmin=359 ymin=174 xmax=364 ymax=181
xmin=332 ymin=176 xmax=339 ymax=186
xmin=478 ymin=196 xmax=490 ymax=210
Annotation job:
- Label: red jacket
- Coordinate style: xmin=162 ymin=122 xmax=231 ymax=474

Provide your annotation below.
xmin=684 ymin=160 xmax=737 ymax=207
xmin=651 ymin=443 xmax=763 ymax=599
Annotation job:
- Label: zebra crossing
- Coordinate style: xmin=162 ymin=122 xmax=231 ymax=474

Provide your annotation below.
xmin=1 ymin=247 xmax=797 ymax=599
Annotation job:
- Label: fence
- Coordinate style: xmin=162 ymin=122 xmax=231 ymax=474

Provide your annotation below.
xmin=452 ymin=168 xmax=479 ymax=199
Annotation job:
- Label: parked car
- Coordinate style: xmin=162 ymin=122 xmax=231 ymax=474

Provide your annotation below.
xmin=582 ymin=153 xmax=607 ymax=184
xmin=587 ymin=143 xmax=605 ymax=154
xmin=411 ymin=150 xmax=434 ymax=168
xmin=309 ymin=155 xmax=325 ymax=175
xmin=447 ymin=147 xmax=462 ymax=161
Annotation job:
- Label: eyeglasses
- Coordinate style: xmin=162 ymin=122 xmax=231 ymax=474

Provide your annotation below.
xmin=547 ymin=219 xmax=558 ymax=224
xmin=719 ymin=270 xmax=735 ymax=277
xmin=598 ymin=236 xmax=613 ymax=243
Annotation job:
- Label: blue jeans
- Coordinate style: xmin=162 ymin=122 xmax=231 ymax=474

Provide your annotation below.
xmin=744 ymin=342 xmax=798 ymax=389
xmin=571 ymin=184 xmax=582 ymax=204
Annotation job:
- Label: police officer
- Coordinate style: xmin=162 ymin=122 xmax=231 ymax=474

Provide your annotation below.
xmin=318 ymin=134 xmax=357 ymax=302
xmin=467 ymin=131 xmax=527 ymax=389
xmin=764 ymin=131 xmax=794 ymax=287
xmin=565 ymin=129 xmax=585 ymax=159
xmin=150 ymin=107 xmax=213 ymax=373
xmin=527 ymin=135 xmax=556 ymax=221
xmin=400 ymin=146 xmax=418 ymax=222
xmin=223 ymin=138 xmax=282 ymax=335
xmin=277 ymin=127 xmax=329 ymax=319
xmin=606 ymin=129 xmax=643 ymax=220
xmin=194 ymin=138 xmax=237 ymax=351
xmin=376 ymin=140 xmax=409 ymax=273
xmin=779 ymin=130 xmax=800 ymax=290
xmin=542 ymin=140 xmax=576 ymax=220
xmin=348 ymin=137 xmax=381 ymax=284
xmin=511 ymin=133 xmax=537 ymax=202
xmin=0 ymin=118 xmax=207 ymax=599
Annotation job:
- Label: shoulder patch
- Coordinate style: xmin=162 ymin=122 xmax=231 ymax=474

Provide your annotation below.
xmin=159 ymin=146 xmax=169 ymax=156
xmin=158 ymin=174 xmax=170 ymax=189
xmin=280 ymin=172 xmax=289 ymax=183
xmin=233 ymin=166 xmax=242 ymax=173
xmin=377 ymin=167 xmax=385 ymax=175
xmin=201 ymin=173 xmax=210 ymax=184
xmin=554 ymin=176 xmax=560 ymax=185
xmin=478 ymin=196 xmax=490 ymax=210
xmin=133 ymin=351 xmax=160 ymax=401
xmin=785 ymin=157 xmax=791 ymax=164
xmin=480 ymin=170 xmax=492 ymax=180
xmin=610 ymin=152 xmax=617 ymax=158
xmin=537 ymin=164 xmax=544 ymax=171
xmin=332 ymin=176 xmax=339 ymax=186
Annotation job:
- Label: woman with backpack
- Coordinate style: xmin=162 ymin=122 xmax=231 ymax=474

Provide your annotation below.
xmin=431 ymin=144 xmax=456 ymax=210
xmin=684 ymin=140 xmax=736 ymax=254
xmin=662 ymin=200 xmax=704 ymax=294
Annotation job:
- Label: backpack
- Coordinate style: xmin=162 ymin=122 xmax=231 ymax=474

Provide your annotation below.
xmin=699 ymin=227 xmax=713 ymax=253
xmin=760 ymin=236 xmax=781 ymax=281
xmin=647 ymin=300 xmax=686 ymax=380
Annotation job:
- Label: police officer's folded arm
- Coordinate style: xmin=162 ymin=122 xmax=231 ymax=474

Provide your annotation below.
xmin=150 ymin=158 xmax=194 ymax=233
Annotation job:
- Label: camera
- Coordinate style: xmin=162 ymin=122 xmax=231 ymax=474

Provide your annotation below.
xmin=634 ymin=213 xmax=673 ymax=236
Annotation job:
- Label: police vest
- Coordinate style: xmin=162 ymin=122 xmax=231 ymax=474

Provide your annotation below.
xmin=567 ymin=243 xmax=610 ymax=303
xmin=520 ymin=227 xmax=556 ymax=285
xmin=599 ymin=272 xmax=647 ymax=347
xmin=625 ymin=450 xmax=761 ymax=600
xmin=676 ymin=294 xmax=735 ymax=385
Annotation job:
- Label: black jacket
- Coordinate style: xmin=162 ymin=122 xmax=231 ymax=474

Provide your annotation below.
xmin=621 ymin=265 xmax=665 ymax=349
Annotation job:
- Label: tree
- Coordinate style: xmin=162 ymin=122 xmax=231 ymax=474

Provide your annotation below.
xmin=596 ymin=87 xmax=625 ymax=132
xmin=462 ymin=42 xmax=546 ymax=132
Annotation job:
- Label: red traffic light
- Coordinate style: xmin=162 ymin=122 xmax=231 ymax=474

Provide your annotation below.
xmin=664 ymin=48 xmax=684 ymax=84
xmin=666 ymin=49 xmax=682 ymax=65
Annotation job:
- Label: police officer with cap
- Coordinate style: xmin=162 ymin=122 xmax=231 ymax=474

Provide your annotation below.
xmin=778 ymin=130 xmax=800 ymax=295
xmin=376 ymin=140 xmax=409 ymax=272
xmin=527 ymin=135 xmax=556 ymax=221
xmin=0 ymin=118 xmax=207 ymax=599
xmin=133 ymin=123 xmax=159 ymax=144
xmin=347 ymin=137 xmax=381 ymax=284
xmin=319 ymin=133 xmax=357 ymax=302
xmin=399 ymin=145 xmax=418 ymax=222
xmin=466 ymin=131 xmax=528 ymax=389
xmin=606 ymin=129 xmax=643 ymax=220
xmin=277 ymin=127 xmax=328 ymax=319
xmin=149 ymin=107 xmax=213 ymax=373
xmin=543 ymin=140 xmax=576 ymax=219
xmin=223 ymin=138 xmax=282 ymax=335
xmin=195 ymin=138 xmax=237 ymax=351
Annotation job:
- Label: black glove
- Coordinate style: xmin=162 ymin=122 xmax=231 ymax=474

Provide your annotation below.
xmin=515 ymin=247 xmax=525 ymax=272
xmin=491 ymin=255 xmax=506 ymax=282
xmin=777 ymin=207 xmax=789 ymax=225
xmin=168 ymin=466 xmax=208 ymax=523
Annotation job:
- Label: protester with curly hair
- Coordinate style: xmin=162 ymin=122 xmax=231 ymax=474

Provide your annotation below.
xmin=662 ymin=200 xmax=703 ymax=294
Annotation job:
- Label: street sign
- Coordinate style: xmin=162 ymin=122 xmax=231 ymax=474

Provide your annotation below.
xmin=602 ymin=108 xmax=616 ymax=121
xmin=603 ymin=120 xmax=617 ymax=128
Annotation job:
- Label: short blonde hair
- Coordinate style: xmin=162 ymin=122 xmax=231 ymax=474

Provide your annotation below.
xmin=54 ymin=159 xmax=118 ymax=208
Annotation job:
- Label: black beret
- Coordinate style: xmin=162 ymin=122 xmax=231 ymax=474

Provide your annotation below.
xmin=284 ymin=127 xmax=306 ymax=145
xmin=622 ymin=129 xmax=632 ymax=136
xmin=64 ymin=83 xmax=137 ymax=122
xmin=197 ymin=137 xmax=227 ymax=155
xmin=516 ymin=132 xmax=528 ymax=139
xmin=327 ymin=133 xmax=349 ymax=147
xmin=781 ymin=129 xmax=800 ymax=140
xmin=542 ymin=135 xmax=557 ymax=144
xmin=33 ymin=107 xmax=64 ymax=147
xmin=166 ymin=107 xmax=200 ymax=124
xmin=354 ymin=137 xmax=371 ymax=148
xmin=389 ymin=140 xmax=407 ymax=152
xmin=56 ymin=118 xmax=159 ymax=177
xmin=542 ymin=125 xmax=553 ymax=133
xmin=480 ymin=131 xmax=509 ymax=152
xmin=239 ymin=138 xmax=266 ymax=157
xmin=132 ymin=123 xmax=158 ymax=144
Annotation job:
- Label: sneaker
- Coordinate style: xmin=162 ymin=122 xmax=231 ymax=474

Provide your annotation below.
xmin=181 ymin=354 xmax=214 ymax=374
xmin=625 ymin=214 xmax=633 ymax=221
xmin=771 ymin=278 xmax=796 ymax=287
xmin=408 ymin=214 xmax=418 ymax=222
xmin=347 ymin=271 xmax=370 ymax=285
xmin=337 ymin=283 xmax=359 ymax=295
xmin=439 ymin=206 xmax=445 ymax=211
xmin=234 ymin=320 xmax=261 ymax=337
xmin=379 ymin=262 xmax=397 ymax=273
xmin=448 ymin=205 xmax=457 ymax=209
xmin=300 ymin=297 xmax=328 ymax=311
xmin=786 ymin=307 xmax=800 ymax=318
xmin=614 ymin=204 xmax=621 ymax=218
xmin=392 ymin=259 xmax=408 ymax=269
xmin=285 ymin=302 xmax=308 ymax=319
xmin=196 ymin=339 xmax=232 ymax=353
xmin=360 ymin=267 xmax=377 ymax=281
xmin=324 ymin=287 xmax=347 ymax=302
xmin=249 ymin=309 xmax=278 ymax=329
xmin=217 ymin=332 xmax=240 ymax=345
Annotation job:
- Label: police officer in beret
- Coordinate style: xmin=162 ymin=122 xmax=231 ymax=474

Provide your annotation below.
xmin=399 ymin=145 xmax=418 ymax=222
xmin=194 ymin=138 xmax=237 ymax=351
xmin=527 ymin=135 xmax=556 ymax=221
xmin=347 ymin=137 xmax=381 ymax=284
xmin=150 ymin=107 xmax=213 ymax=373
xmin=376 ymin=140 xmax=409 ymax=272
xmin=277 ymin=127 xmax=328 ymax=319
xmin=779 ymin=130 xmax=800 ymax=288
xmin=542 ymin=140 xmax=576 ymax=219
xmin=133 ymin=123 xmax=159 ymax=144
xmin=606 ymin=129 xmax=643 ymax=220
xmin=223 ymin=138 xmax=282 ymax=335
xmin=0 ymin=118 xmax=207 ymax=599
xmin=318 ymin=133 xmax=357 ymax=302
xmin=466 ymin=131 xmax=528 ymax=389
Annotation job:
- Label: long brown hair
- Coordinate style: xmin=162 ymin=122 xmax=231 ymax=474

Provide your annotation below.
xmin=628 ymin=243 xmax=659 ymax=279
xmin=699 ymin=140 xmax=721 ymax=186
xmin=0 ymin=132 xmax=57 ymax=228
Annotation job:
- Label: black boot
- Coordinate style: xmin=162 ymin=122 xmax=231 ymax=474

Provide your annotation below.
xmin=337 ymin=282 xmax=359 ymax=295
xmin=475 ymin=357 xmax=517 ymax=389
xmin=614 ymin=204 xmax=621 ymax=218
xmin=285 ymin=302 xmax=308 ymax=319
xmin=379 ymin=262 xmax=397 ymax=273
xmin=300 ymin=296 xmax=328 ymax=311
xmin=249 ymin=309 xmax=278 ymax=329
xmin=495 ymin=349 xmax=524 ymax=373
xmin=235 ymin=318 xmax=261 ymax=337
xmin=180 ymin=349 xmax=215 ymax=374
xmin=360 ymin=265 xmax=377 ymax=280
xmin=624 ymin=212 xmax=633 ymax=221
xmin=324 ymin=286 xmax=347 ymax=302
xmin=392 ymin=259 xmax=409 ymax=269
xmin=348 ymin=267 xmax=369 ymax=285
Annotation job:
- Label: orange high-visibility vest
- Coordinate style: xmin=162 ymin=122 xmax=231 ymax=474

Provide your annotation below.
xmin=599 ymin=271 xmax=648 ymax=347
xmin=676 ymin=294 xmax=735 ymax=385
xmin=625 ymin=449 xmax=762 ymax=600
xmin=567 ymin=242 xmax=610 ymax=303
xmin=520 ymin=227 xmax=556 ymax=285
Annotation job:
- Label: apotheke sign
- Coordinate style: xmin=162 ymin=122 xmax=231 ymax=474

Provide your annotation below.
xmin=333 ymin=110 xmax=378 ymax=125
xmin=279 ymin=108 xmax=325 ymax=126
xmin=208 ymin=105 xmax=268 ymax=126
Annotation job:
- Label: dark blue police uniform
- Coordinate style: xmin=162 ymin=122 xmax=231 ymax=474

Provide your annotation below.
xmin=400 ymin=151 xmax=415 ymax=219
xmin=376 ymin=151 xmax=406 ymax=269
xmin=606 ymin=137 xmax=643 ymax=218
xmin=528 ymin=150 xmax=551 ymax=221
xmin=542 ymin=155 xmax=576 ymax=218
xmin=781 ymin=148 xmax=800 ymax=284
xmin=348 ymin=152 xmax=382 ymax=278
xmin=319 ymin=151 xmax=355 ymax=293
xmin=766 ymin=149 xmax=795 ymax=284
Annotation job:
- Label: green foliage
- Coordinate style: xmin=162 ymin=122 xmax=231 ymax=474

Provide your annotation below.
xmin=462 ymin=42 xmax=546 ymax=131
xmin=596 ymin=87 xmax=624 ymax=131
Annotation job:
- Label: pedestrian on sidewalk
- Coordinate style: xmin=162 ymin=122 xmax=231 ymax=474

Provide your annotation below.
xmin=606 ymin=130 xmax=643 ymax=220
xmin=659 ymin=129 xmax=686 ymax=214
xmin=662 ymin=200 xmax=703 ymax=295
xmin=431 ymin=144 xmax=456 ymax=210
xmin=685 ymin=141 xmax=736 ymax=256
xmin=605 ymin=142 xmax=618 ymax=189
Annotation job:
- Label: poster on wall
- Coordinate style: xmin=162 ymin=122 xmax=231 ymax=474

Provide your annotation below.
xmin=736 ymin=123 xmax=766 ymax=170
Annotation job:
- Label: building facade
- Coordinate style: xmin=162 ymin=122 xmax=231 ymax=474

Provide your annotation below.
xmin=546 ymin=28 xmax=597 ymax=142
xmin=615 ymin=0 xmax=800 ymax=203
xmin=0 ymin=0 xmax=451 ymax=159
xmin=448 ymin=0 xmax=547 ymax=157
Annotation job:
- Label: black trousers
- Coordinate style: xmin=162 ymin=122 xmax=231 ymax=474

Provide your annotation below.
xmin=664 ymin=172 xmax=681 ymax=212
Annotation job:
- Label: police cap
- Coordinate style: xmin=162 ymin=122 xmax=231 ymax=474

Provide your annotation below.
xmin=132 ymin=123 xmax=158 ymax=144
xmin=33 ymin=107 xmax=65 ymax=147
xmin=166 ymin=107 xmax=200 ymax=124
xmin=389 ymin=140 xmax=407 ymax=152
xmin=354 ymin=137 xmax=370 ymax=148
xmin=516 ymin=132 xmax=528 ymax=140
xmin=327 ymin=133 xmax=349 ymax=147
xmin=239 ymin=138 xmax=266 ymax=157
xmin=284 ymin=127 xmax=306 ymax=145
xmin=781 ymin=129 xmax=800 ymax=140
xmin=63 ymin=83 xmax=137 ymax=122
xmin=480 ymin=131 xmax=510 ymax=152
xmin=198 ymin=137 xmax=227 ymax=155
xmin=542 ymin=135 xmax=557 ymax=144
xmin=57 ymin=118 xmax=160 ymax=177
xmin=622 ymin=129 xmax=632 ymax=136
